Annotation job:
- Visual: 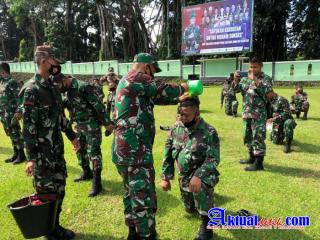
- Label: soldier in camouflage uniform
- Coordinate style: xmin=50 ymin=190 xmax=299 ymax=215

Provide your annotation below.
xmin=24 ymin=45 xmax=81 ymax=240
xmin=113 ymin=53 xmax=188 ymax=240
xmin=290 ymin=85 xmax=309 ymax=120
xmin=89 ymin=78 xmax=105 ymax=102
xmin=233 ymin=57 xmax=273 ymax=171
xmin=268 ymin=92 xmax=297 ymax=153
xmin=221 ymin=74 xmax=238 ymax=117
xmin=53 ymin=73 xmax=113 ymax=197
xmin=183 ymin=12 xmax=202 ymax=54
xmin=0 ymin=62 xmax=26 ymax=164
xmin=104 ymin=72 xmax=119 ymax=122
xmin=160 ymin=97 xmax=220 ymax=240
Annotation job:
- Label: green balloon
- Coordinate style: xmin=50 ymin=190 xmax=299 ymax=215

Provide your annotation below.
xmin=187 ymin=80 xmax=203 ymax=96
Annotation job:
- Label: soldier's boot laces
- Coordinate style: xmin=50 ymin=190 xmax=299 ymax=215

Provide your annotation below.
xmin=5 ymin=147 xmax=18 ymax=163
xmin=283 ymin=139 xmax=292 ymax=154
xmin=127 ymin=226 xmax=139 ymax=240
xmin=88 ymin=170 xmax=102 ymax=197
xmin=245 ymin=156 xmax=264 ymax=171
xmin=239 ymin=152 xmax=255 ymax=164
xmin=74 ymin=166 xmax=93 ymax=182
xmin=194 ymin=216 xmax=213 ymax=240
xmin=12 ymin=149 xmax=26 ymax=165
xmin=302 ymin=112 xmax=308 ymax=120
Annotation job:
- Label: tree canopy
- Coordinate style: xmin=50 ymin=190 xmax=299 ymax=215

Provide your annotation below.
xmin=0 ymin=0 xmax=319 ymax=62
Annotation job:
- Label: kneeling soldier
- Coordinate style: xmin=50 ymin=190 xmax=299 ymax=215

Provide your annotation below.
xmin=160 ymin=97 xmax=220 ymax=240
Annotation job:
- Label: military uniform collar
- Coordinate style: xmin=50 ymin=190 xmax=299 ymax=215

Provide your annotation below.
xmin=71 ymin=78 xmax=78 ymax=89
xmin=3 ymin=75 xmax=12 ymax=81
xmin=35 ymin=73 xmax=51 ymax=88
xmin=185 ymin=117 xmax=205 ymax=134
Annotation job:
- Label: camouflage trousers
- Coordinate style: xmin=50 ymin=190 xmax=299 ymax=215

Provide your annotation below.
xmin=33 ymin=150 xmax=67 ymax=225
xmin=271 ymin=118 xmax=297 ymax=144
xmin=293 ymin=101 xmax=309 ymax=113
xmin=179 ymin=177 xmax=215 ymax=216
xmin=75 ymin=121 xmax=102 ymax=172
xmin=0 ymin=110 xmax=24 ymax=150
xmin=225 ymin=99 xmax=238 ymax=116
xmin=243 ymin=117 xmax=267 ymax=156
xmin=116 ymin=164 xmax=157 ymax=238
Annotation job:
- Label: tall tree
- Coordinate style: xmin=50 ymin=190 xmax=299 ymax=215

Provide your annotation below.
xmin=288 ymin=0 xmax=320 ymax=59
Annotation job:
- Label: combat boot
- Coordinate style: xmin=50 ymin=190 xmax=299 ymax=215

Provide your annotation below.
xmin=88 ymin=170 xmax=102 ymax=197
xmin=12 ymin=149 xmax=26 ymax=164
xmin=245 ymin=156 xmax=264 ymax=171
xmin=4 ymin=146 xmax=18 ymax=163
xmin=283 ymin=139 xmax=292 ymax=153
xmin=302 ymin=112 xmax=308 ymax=120
xmin=127 ymin=226 xmax=139 ymax=240
xmin=140 ymin=231 xmax=157 ymax=240
xmin=74 ymin=166 xmax=93 ymax=182
xmin=52 ymin=225 xmax=75 ymax=240
xmin=239 ymin=152 xmax=255 ymax=164
xmin=194 ymin=216 xmax=213 ymax=240
xmin=296 ymin=112 xmax=300 ymax=119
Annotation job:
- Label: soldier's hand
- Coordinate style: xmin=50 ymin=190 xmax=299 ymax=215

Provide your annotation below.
xmin=189 ymin=176 xmax=202 ymax=193
xmin=14 ymin=112 xmax=22 ymax=121
xmin=178 ymin=92 xmax=189 ymax=102
xmin=72 ymin=138 xmax=81 ymax=152
xmin=181 ymin=82 xmax=189 ymax=92
xmin=25 ymin=161 xmax=34 ymax=176
xmin=160 ymin=179 xmax=171 ymax=191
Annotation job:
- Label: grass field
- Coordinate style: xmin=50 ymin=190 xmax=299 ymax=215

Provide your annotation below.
xmin=1 ymin=86 xmax=319 ymax=240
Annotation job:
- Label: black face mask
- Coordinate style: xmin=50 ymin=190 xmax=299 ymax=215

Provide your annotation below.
xmin=49 ymin=64 xmax=61 ymax=76
xmin=183 ymin=113 xmax=198 ymax=128
xmin=146 ymin=66 xmax=154 ymax=78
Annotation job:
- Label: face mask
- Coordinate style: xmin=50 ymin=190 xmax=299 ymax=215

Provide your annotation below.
xmin=183 ymin=113 xmax=198 ymax=128
xmin=145 ymin=66 xmax=154 ymax=78
xmin=48 ymin=64 xmax=61 ymax=76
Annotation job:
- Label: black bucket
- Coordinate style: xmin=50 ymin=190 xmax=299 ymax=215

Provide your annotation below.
xmin=8 ymin=194 xmax=58 ymax=239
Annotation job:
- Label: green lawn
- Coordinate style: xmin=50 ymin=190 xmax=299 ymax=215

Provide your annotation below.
xmin=1 ymin=86 xmax=319 ymax=240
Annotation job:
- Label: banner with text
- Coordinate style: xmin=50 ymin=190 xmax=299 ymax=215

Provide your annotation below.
xmin=181 ymin=0 xmax=253 ymax=56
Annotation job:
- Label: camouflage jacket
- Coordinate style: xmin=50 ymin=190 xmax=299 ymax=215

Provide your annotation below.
xmin=22 ymin=74 xmax=76 ymax=161
xmin=233 ymin=76 xmax=273 ymax=119
xmin=114 ymin=70 xmax=184 ymax=166
xmin=91 ymin=82 xmax=105 ymax=102
xmin=271 ymin=95 xmax=293 ymax=121
xmin=161 ymin=118 xmax=220 ymax=188
xmin=221 ymin=81 xmax=237 ymax=105
xmin=106 ymin=90 xmax=116 ymax=122
xmin=0 ymin=75 xmax=20 ymax=113
xmin=291 ymin=92 xmax=308 ymax=109
xmin=65 ymin=78 xmax=111 ymax=126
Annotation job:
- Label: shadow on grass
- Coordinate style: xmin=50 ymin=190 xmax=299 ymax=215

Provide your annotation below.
xmin=293 ymin=140 xmax=320 ymax=154
xmin=0 ymin=146 xmax=13 ymax=155
xmin=200 ymin=109 xmax=213 ymax=114
xmin=265 ymin=163 xmax=320 ymax=179
xmin=156 ymin=187 xmax=183 ymax=217
xmin=100 ymin=179 xmax=123 ymax=196
xmin=215 ymin=193 xmax=235 ymax=206
xmin=306 ymin=117 xmax=320 ymax=122
xmin=75 ymin=232 xmax=125 ymax=240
